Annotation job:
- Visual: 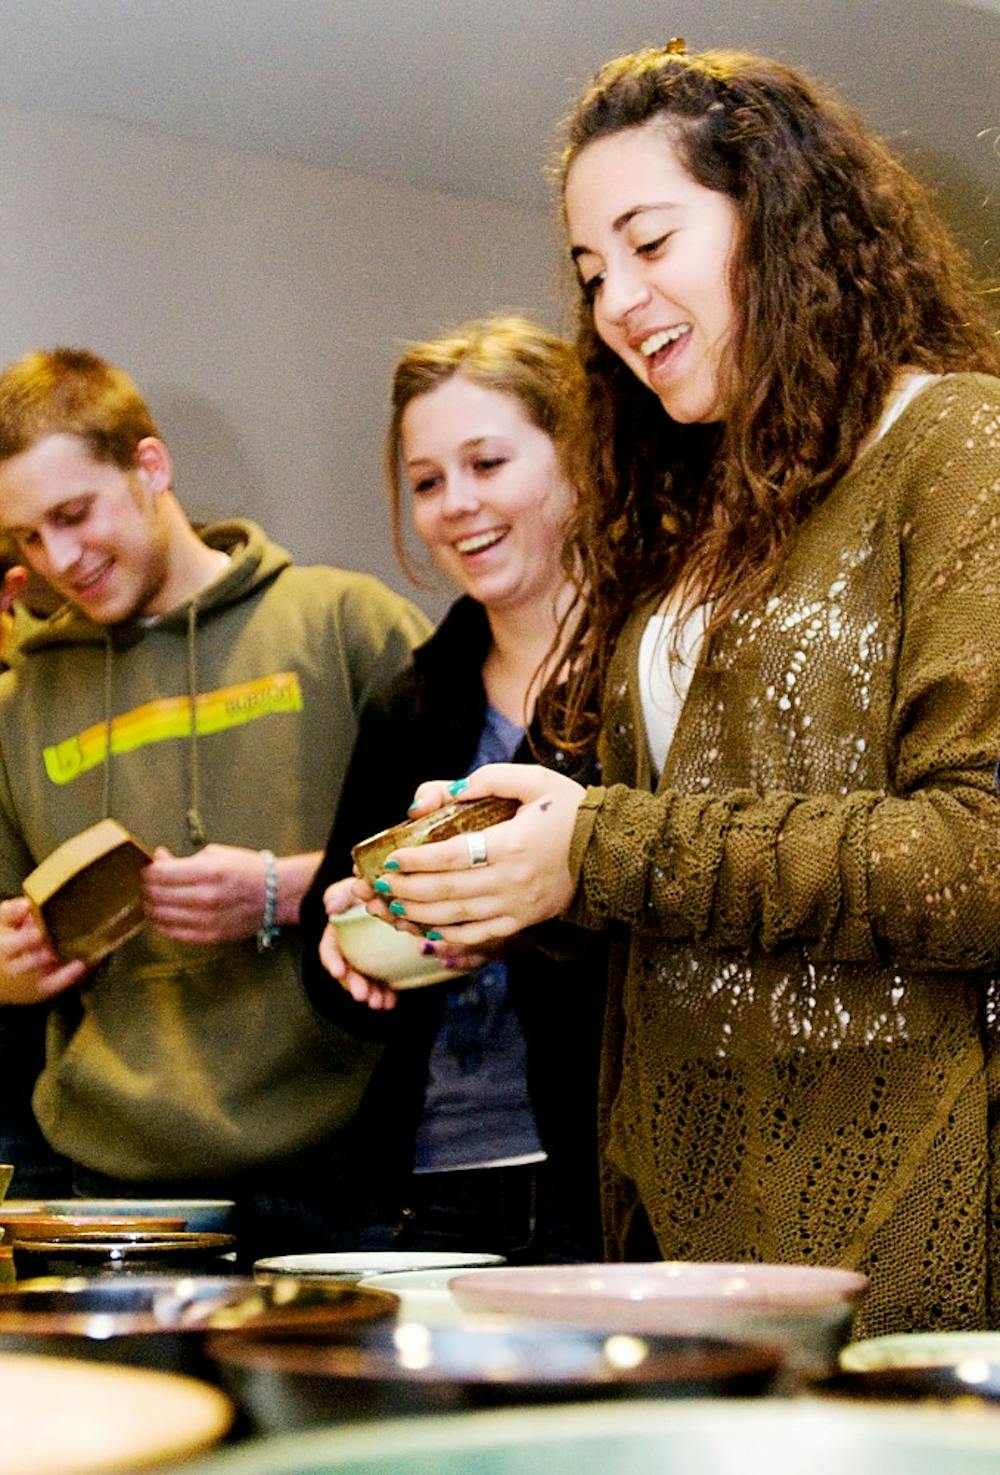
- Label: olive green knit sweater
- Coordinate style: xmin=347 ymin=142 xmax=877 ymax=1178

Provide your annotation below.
xmin=568 ymin=373 xmax=1000 ymax=1336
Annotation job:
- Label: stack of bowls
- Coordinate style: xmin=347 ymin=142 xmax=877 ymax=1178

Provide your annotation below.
xmin=0 ymin=1207 xmax=238 ymax=1277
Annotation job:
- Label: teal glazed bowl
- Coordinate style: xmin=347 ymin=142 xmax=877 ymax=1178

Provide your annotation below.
xmin=150 ymin=1397 xmax=1000 ymax=1475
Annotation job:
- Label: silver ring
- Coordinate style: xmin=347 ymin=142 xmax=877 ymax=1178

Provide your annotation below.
xmin=465 ymin=831 xmax=489 ymax=867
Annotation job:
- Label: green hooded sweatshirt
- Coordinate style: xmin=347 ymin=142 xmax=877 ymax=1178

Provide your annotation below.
xmin=0 ymin=519 xmax=431 ymax=1179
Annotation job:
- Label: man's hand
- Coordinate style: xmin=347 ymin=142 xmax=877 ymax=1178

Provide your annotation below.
xmin=0 ymin=896 xmax=88 ymax=1002
xmin=142 ymin=844 xmax=277 ymax=945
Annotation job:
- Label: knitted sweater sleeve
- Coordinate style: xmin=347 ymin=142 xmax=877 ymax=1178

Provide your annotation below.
xmin=567 ymin=379 xmax=1000 ymax=969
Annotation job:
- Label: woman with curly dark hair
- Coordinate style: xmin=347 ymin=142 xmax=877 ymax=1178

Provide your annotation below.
xmin=358 ymin=44 xmax=1000 ymax=1334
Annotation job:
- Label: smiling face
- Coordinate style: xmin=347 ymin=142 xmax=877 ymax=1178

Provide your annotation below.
xmin=0 ymin=432 xmax=174 ymax=624
xmin=565 ymin=121 xmax=741 ymax=425
xmin=401 ymin=375 xmax=574 ymax=616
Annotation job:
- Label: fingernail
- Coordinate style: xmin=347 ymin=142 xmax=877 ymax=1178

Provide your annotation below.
xmin=389 ymin=900 xmax=407 ymax=918
xmin=373 ymin=878 xmax=392 ymax=896
xmin=382 ymin=859 xmax=400 ymax=871
xmin=421 ymin=942 xmax=437 ymax=956
xmin=447 ymin=777 xmax=469 ymax=798
xmin=426 ymin=930 xmax=443 ymax=941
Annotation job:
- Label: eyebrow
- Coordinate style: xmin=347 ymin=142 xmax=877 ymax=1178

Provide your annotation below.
xmin=570 ymin=201 xmax=679 ymax=261
xmin=2 ymin=495 xmax=90 ymax=539
xmin=406 ymin=435 xmax=498 ymax=469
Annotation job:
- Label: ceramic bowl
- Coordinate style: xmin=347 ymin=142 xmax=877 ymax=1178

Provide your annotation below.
xmin=11 ymin=1230 xmax=238 ymax=1277
xmin=254 ymin=1250 xmax=506 ymax=1284
xmin=149 ymin=1397 xmax=1000 ymax=1475
xmin=0 ymin=1212 xmax=187 ymax=1241
xmin=207 ymin=1323 xmax=783 ymax=1431
xmin=0 ymin=1274 xmax=399 ymax=1375
xmin=351 ymin=797 xmax=519 ymax=887
xmin=42 ymin=1198 xmax=237 ymax=1233
xmin=830 ymin=1332 xmax=1000 ymax=1401
xmin=841 ymin=1331 xmax=1000 ymax=1371
xmin=328 ymin=905 xmax=456 ymax=988
xmin=449 ymin=1262 xmax=868 ymax=1380
xmin=0 ymin=1350 xmax=232 ymax=1475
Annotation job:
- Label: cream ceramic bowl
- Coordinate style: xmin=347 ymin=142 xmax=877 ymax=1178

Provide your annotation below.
xmin=329 ymin=905 xmax=457 ymax=988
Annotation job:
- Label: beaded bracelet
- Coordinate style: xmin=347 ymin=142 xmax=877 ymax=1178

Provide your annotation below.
xmin=256 ymin=848 xmax=280 ymax=952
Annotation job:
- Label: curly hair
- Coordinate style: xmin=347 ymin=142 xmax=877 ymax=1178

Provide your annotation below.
xmin=385 ymin=314 xmax=586 ymax=585
xmin=542 ymin=44 xmax=1000 ymax=754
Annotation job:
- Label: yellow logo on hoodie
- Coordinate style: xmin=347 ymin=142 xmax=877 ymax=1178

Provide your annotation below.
xmin=43 ymin=672 xmax=303 ymax=784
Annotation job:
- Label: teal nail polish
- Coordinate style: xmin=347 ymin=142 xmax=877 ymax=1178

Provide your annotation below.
xmin=382 ymin=859 xmax=400 ymax=871
xmin=426 ymin=929 xmax=443 ymax=941
xmin=448 ymin=777 xmax=469 ymax=798
xmin=389 ymin=900 xmax=407 ymax=918
xmin=373 ymin=878 xmax=392 ymax=896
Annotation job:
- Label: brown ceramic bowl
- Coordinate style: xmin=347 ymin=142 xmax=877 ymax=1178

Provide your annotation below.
xmin=0 ymin=1213 xmax=187 ymax=1241
xmin=207 ymin=1322 xmax=783 ymax=1431
xmin=352 ymin=797 xmax=519 ymax=888
xmin=0 ymin=1274 xmax=399 ymax=1377
xmin=10 ymin=1231 xmax=238 ymax=1278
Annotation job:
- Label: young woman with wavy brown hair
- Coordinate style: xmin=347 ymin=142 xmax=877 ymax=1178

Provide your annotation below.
xmin=358 ymin=45 xmax=1000 ymax=1334
xmin=300 ymin=316 xmax=604 ymax=1262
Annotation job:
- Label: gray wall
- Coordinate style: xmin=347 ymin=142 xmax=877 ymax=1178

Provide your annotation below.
xmin=0 ymin=104 xmax=568 ymax=618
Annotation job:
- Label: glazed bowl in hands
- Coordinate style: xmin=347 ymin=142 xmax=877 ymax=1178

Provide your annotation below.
xmin=329 ymin=905 xmax=457 ymax=989
xmin=351 ymin=797 xmax=518 ymax=888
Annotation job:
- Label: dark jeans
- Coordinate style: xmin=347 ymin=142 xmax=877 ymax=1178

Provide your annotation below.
xmin=364 ymin=1160 xmax=599 ymax=1264
xmin=71 ymin=1151 xmax=368 ymax=1271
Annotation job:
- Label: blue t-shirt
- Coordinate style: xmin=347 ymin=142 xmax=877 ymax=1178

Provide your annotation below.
xmin=412 ymin=705 xmax=543 ymax=1174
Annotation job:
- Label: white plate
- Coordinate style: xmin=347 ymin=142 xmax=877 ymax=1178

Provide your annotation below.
xmin=254 ymin=1250 xmax=506 ymax=1282
xmin=0 ymin=1350 xmax=231 ymax=1474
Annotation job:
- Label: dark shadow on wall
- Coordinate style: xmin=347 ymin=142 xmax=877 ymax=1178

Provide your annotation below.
xmin=146 ymin=385 xmax=265 ymax=528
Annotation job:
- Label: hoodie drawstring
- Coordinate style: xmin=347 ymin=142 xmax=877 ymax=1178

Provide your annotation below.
xmin=102 ymin=635 xmax=114 ymax=821
xmin=184 ymin=601 xmax=207 ymax=848
xmin=101 ymin=604 xmax=208 ymax=850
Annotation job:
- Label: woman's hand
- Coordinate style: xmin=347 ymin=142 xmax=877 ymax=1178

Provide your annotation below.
xmin=319 ymin=878 xmax=398 ymax=1011
xmin=353 ymin=763 xmax=586 ymax=948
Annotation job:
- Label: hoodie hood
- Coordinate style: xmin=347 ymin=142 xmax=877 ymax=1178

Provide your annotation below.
xmin=16 ymin=519 xmax=291 ymax=848
xmin=17 ymin=519 xmax=290 ymax=655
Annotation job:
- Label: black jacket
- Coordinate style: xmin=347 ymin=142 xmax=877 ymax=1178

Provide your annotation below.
xmin=300 ymin=597 xmax=605 ymax=1255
